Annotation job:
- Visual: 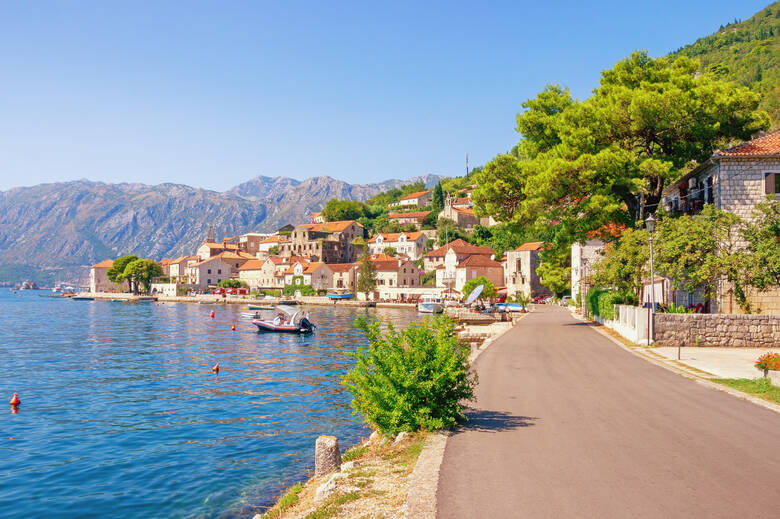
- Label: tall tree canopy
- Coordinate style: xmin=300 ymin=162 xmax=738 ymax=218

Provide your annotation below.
xmin=107 ymin=254 xmax=139 ymax=292
xmin=473 ymin=51 xmax=769 ymax=244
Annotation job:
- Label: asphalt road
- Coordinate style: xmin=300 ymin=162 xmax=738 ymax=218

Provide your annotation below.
xmin=437 ymin=305 xmax=780 ymax=518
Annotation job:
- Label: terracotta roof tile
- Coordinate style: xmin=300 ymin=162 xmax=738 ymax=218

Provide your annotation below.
xmin=458 ymin=255 xmax=502 ymax=268
xmin=367 ymin=231 xmax=424 ymax=243
xmin=92 ymin=259 xmax=114 ymax=269
xmin=424 ymin=239 xmax=494 ymax=258
xmin=238 ymin=259 xmax=264 ymax=271
xmin=716 ymin=130 xmax=780 ymax=157
xmin=516 ymin=241 xmax=546 ymax=251
xmin=400 ymin=190 xmax=431 ymax=201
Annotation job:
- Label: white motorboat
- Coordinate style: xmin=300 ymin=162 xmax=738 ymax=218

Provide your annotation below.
xmin=418 ymin=295 xmax=444 ymax=314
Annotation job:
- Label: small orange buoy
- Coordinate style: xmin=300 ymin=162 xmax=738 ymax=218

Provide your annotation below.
xmin=231 ymin=324 xmax=236 ymax=331
xmin=9 ymin=393 xmax=20 ymax=406
xmin=210 ymin=311 xmax=215 ymax=319
xmin=212 ymin=363 xmax=219 ymax=373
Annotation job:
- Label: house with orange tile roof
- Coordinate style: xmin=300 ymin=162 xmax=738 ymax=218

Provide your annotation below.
xmin=238 ymin=256 xmax=299 ymax=289
xmin=504 ymin=242 xmax=549 ymax=298
xmin=328 ymin=262 xmax=359 ymax=292
xmin=355 ymin=258 xmax=420 ymax=298
xmin=389 ymin=190 xmax=432 ymax=209
xmin=423 ymin=238 xmax=494 ymax=272
xmin=368 ymin=231 xmax=428 ymax=259
xmin=445 ymin=254 xmax=504 ymax=294
xmin=168 ymin=255 xmax=198 ymax=282
xmin=387 ymin=211 xmax=431 ymax=229
xmin=660 ymin=130 xmax=780 ymax=314
xmin=89 ymin=259 xmax=124 ymax=293
xmin=196 ymin=240 xmax=240 ymax=260
xmin=255 ymin=234 xmax=290 ymax=258
xmin=280 ymin=220 xmax=364 ymax=263
xmin=185 ymin=251 xmax=253 ymax=289
xmin=663 ymin=130 xmax=780 ymax=220
xmin=283 ymin=260 xmax=334 ymax=291
xmin=437 ymin=193 xmax=496 ymax=230
xmin=237 ymin=232 xmax=276 ymax=256
xmin=310 ymin=211 xmax=324 ymax=224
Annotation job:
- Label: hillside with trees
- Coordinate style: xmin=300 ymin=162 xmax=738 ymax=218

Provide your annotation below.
xmin=673 ymin=1 xmax=780 ymax=125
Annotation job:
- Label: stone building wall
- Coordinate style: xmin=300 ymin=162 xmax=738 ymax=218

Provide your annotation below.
xmin=653 ymin=313 xmax=779 ymax=347
xmin=719 ymin=157 xmax=780 ymax=220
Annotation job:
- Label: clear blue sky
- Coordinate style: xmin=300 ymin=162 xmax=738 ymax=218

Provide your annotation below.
xmin=0 ymin=1 xmax=772 ymax=191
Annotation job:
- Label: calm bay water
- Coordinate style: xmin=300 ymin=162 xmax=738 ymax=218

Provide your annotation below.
xmin=0 ymin=290 xmax=415 ymax=518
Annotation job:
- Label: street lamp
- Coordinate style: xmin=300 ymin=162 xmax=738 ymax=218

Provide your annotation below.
xmin=645 ymin=213 xmax=657 ymax=345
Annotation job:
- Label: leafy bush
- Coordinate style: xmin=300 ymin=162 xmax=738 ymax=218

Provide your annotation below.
xmin=342 ymin=316 xmax=476 ymax=434
xmin=586 ymin=288 xmax=624 ymax=320
xmin=217 ymin=279 xmax=247 ymax=288
xmin=282 ymin=278 xmax=317 ymax=296
xmin=755 ymin=352 xmax=780 ymax=372
xmin=661 ymin=302 xmax=695 ymax=314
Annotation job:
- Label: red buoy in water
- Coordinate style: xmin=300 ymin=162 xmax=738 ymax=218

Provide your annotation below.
xmin=9 ymin=393 xmax=20 ymax=406
xmin=212 ymin=363 xmax=219 ymax=373
xmin=231 ymin=324 xmax=236 ymax=331
xmin=210 ymin=310 xmax=215 ymax=319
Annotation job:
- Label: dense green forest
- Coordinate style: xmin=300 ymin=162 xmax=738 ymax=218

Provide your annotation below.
xmin=673 ymin=1 xmax=780 ymax=125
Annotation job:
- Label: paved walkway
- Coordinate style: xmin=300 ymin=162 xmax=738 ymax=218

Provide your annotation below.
xmin=651 ymin=346 xmax=780 ymax=379
xmin=437 ymin=305 xmax=780 ymax=518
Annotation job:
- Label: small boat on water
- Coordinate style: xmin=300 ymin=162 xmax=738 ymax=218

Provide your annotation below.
xmin=326 ymin=291 xmax=354 ymax=300
xmin=248 ymin=304 xmax=274 ymax=310
xmin=497 ymin=303 xmax=525 ymax=312
xmin=418 ymin=295 xmax=444 ymax=314
xmin=71 ymin=296 xmax=95 ymax=301
xmin=198 ymin=301 xmax=216 ymax=305
xmin=253 ymin=305 xmax=316 ymax=334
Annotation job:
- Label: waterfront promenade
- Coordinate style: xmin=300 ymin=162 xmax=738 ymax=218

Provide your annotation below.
xmin=436 ymin=305 xmax=780 ymax=518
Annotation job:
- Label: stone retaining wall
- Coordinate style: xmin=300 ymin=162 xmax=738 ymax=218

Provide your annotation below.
xmin=654 ymin=313 xmax=780 ymax=347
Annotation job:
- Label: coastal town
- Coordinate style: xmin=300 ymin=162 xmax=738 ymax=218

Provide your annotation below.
xmin=5 ymin=2 xmax=780 ymax=519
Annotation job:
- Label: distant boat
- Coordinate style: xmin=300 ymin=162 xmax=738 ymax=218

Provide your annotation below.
xmin=326 ymin=292 xmax=353 ymax=300
xmin=248 ymin=304 xmax=274 ymax=310
xmin=497 ymin=303 xmax=525 ymax=312
xmin=418 ymin=295 xmax=444 ymax=314
xmin=198 ymin=301 xmax=216 ymax=305
xmin=71 ymin=296 xmax=95 ymax=301
xmin=253 ymin=305 xmax=315 ymax=334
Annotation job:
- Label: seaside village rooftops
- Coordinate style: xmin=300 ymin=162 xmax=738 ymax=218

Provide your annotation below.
xmin=714 ymin=129 xmax=780 ymax=157
xmin=458 ymin=254 xmax=502 ymax=268
xmin=424 ymin=239 xmax=494 ymax=258
xmin=368 ymin=231 xmax=424 ymax=243
xmin=400 ymin=190 xmax=432 ymax=201
xmin=515 ymin=241 xmax=547 ymax=251
xmin=298 ymin=220 xmax=364 ymax=233
xmin=388 ymin=211 xmax=431 ymax=219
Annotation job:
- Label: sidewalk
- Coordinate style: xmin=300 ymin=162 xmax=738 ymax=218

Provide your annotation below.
xmin=649 ymin=347 xmax=779 ymax=379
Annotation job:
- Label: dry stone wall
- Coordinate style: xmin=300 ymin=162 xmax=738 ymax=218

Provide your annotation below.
xmin=653 ymin=313 xmax=779 ymax=347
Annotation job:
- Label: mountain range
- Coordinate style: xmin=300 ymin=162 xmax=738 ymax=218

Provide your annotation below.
xmin=0 ymin=174 xmax=442 ymax=284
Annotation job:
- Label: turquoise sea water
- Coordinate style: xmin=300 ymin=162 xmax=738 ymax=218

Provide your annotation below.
xmin=0 ymin=290 xmax=415 ymax=518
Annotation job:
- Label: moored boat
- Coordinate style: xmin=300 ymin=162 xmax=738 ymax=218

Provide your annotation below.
xmin=326 ymin=291 xmax=353 ymax=300
xmin=418 ymin=295 xmax=444 ymax=314
xmin=253 ymin=305 xmax=315 ymax=333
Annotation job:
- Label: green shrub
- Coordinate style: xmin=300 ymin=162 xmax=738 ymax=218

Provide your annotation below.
xmin=586 ymin=288 xmax=624 ymax=320
xmin=342 ymin=316 xmax=476 ymax=435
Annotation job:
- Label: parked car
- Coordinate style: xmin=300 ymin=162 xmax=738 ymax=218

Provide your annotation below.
xmin=543 ymin=296 xmax=554 ymax=304
xmin=560 ymin=295 xmax=572 ymax=306
xmin=533 ymin=295 xmax=547 ymax=304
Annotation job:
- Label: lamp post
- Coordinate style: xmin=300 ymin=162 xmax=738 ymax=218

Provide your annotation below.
xmin=645 ymin=213 xmax=657 ymax=345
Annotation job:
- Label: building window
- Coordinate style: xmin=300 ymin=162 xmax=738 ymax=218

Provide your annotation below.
xmin=218 ymin=269 xmax=222 ymax=274
xmin=766 ymin=172 xmax=780 ymax=196
xmin=207 ymin=279 xmax=211 ymax=284
xmin=207 ymin=269 xmax=212 ymax=274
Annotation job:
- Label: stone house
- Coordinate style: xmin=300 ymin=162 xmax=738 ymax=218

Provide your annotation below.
xmin=279 ymin=220 xmax=364 ymax=263
xmin=423 ymin=239 xmax=494 ymax=272
xmin=196 ymin=240 xmax=240 ymax=261
xmin=388 ymin=211 xmax=431 ymax=229
xmin=662 ymin=130 xmax=780 ymax=314
xmin=389 ymin=190 xmax=432 ymax=208
xmin=356 ymin=258 xmax=420 ymax=291
xmin=504 ymin=242 xmax=548 ymax=298
xmin=437 ymin=194 xmax=496 ymax=230
xmin=367 ymin=231 xmax=428 ymax=260
xmin=283 ymin=261 xmax=334 ymax=291
xmin=329 ymin=263 xmax=358 ymax=291
xmin=238 ymin=233 xmax=275 ymax=256
xmin=241 ymin=256 xmax=299 ymax=289
xmin=436 ymin=251 xmax=503 ymax=293
xmin=570 ymin=240 xmax=604 ymax=302
xmin=168 ymin=255 xmax=198 ymax=283
xmin=663 ymin=130 xmax=780 ymax=220
xmin=310 ymin=211 xmax=325 ymax=224
xmin=89 ymin=259 xmax=124 ymax=293
xmin=255 ymin=234 xmax=290 ymax=258
xmin=186 ymin=255 xmax=237 ymax=289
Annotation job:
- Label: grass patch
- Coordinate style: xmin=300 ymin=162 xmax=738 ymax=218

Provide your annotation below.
xmin=262 ymin=482 xmax=303 ymax=518
xmin=341 ymin=445 xmax=367 ymax=462
xmin=305 ymin=492 xmax=360 ymax=519
xmin=712 ymin=377 xmax=780 ymax=404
